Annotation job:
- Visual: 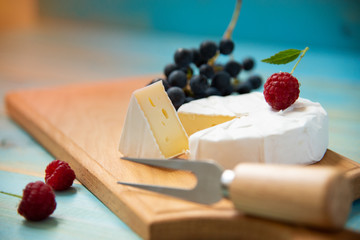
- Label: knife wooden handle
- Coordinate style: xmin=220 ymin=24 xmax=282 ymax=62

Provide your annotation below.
xmin=228 ymin=163 xmax=352 ymax=230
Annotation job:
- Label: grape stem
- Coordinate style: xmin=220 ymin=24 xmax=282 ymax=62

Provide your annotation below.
xmin=0 ymin=190 xmax=22 ymax=199
xmin=290 ymin=47 xmax=309 ymax=75
xmin=223 ymin=0 xmax=242 ymax=40
xmin=209 ymin=0 xmax=242 ymax=66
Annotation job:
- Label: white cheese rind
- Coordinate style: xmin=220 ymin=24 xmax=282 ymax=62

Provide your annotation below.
xmin=180 ymin=92 xmax=328 ymax=169
xmin=119 ymin=95 xmax=164 ymax=158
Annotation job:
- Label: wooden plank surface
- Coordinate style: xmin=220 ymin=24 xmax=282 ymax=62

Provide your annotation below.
xmin=5 ymin=76 xmax=360 ymax=239
xmin=0 ymin=170 xmax=140 ymax=240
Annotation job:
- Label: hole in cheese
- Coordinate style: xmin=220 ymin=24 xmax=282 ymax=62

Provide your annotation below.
xmin=133 ymin=81 xmax=188 ymax=158
xmin=162 ymin=109 xmax=169 ymax=119
xmin=149 ymin=97 xmax=155 ymax=107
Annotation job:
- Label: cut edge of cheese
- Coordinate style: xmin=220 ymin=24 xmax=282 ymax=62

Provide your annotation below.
xmin=119 ymin=81 xmax=188 ymax=159
xmin=178 ymin=112 xmax=236 ymax=136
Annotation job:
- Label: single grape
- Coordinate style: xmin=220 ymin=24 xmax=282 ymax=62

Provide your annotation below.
xmin=164 ymin=63 xmax=179 ymax=78
xmin=219 ymin=39 xmax=234 ymax=55
xmin=242 ymin=57 xmax=255 ymax=71
xmin=168 ymin=70 xmax=187 ymax=88
xmin=190 ymin=75 xmax=209 ymax=98
xmin=236 ymin=81 xmax=252 ymax=94
xmin=224 ymin=60 xmax=242 ymax=77
xmin=222 ymin=84 xmax=234 ymax=96
xmin=205 ymin=87 xmax=222 ymax=97
xmin=190 ymin=48 xmax=206 ymax=67
xmin=247 ymin=75 xmax=262 ymax=89
xmin=174 ymin=48 xmax=192 ymax=67
xmin=167 ymin=87 xmax=185 ymax=109
xmin=197 ymin=59 xmax=208 ymax=67
xmin=199 ymin=64 xmax=215 ymax=79
xmin=191 ymin=48 xmax=201 ymax=64
xmin=148 ymin=78 xmax=170 ymax=90
xmin=185 ymin=96 xmax=195 ymax=103
xmin=199 ymin=40 xmax=218 ymax=60
xmin=211 ymin=71 xmax=231 ymax=95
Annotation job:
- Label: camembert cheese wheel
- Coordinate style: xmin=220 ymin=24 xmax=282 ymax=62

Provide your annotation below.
xmin=178 ymin=92 xmax=328 ymax=169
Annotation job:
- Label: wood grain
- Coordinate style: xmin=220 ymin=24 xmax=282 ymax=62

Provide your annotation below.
xmin=5 ymin=76 xmax=360 ymax=240
xmin=229 ymin=164 xmax=352 ymax=230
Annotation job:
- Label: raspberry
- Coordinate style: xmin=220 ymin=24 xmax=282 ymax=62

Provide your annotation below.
xmin=18 ymin=181 xmax=56 ymax=221
xmin=263 ymin=72 xmax=300 ymax=110
xmin=45 ymin=160 xmax=76 ymax=191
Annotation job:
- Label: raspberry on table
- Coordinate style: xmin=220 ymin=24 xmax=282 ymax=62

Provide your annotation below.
xmin=263 ymin=72 xmax=300 ymax=110
xmin=17 ymin=181 xmax=56 ymax=221
xmin=45 ymin=160 xmax=76 ymax=191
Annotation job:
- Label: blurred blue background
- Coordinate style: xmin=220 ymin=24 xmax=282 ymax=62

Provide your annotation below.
xmin=0 ymin=0 xmax=359 ymax=161
xmin=38 ymin=0 xmax=360 ymax=52
xmin=1 ymin=2 xmax=360 ymax=239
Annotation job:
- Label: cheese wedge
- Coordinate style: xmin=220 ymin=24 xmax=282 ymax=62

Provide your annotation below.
xmin=119 ymin=81 xmax=188 ymax=159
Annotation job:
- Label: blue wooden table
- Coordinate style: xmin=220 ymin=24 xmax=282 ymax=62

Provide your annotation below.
xmin=0 ymin=20 xmax=359 ymax=239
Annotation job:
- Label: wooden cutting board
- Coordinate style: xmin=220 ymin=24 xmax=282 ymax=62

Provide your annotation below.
xmin=5 ymin=76 xmax=360 ymax=240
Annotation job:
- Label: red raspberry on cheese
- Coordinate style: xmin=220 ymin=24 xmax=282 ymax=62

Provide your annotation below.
xmin=263 ymin=72 xmax=300 ymax=110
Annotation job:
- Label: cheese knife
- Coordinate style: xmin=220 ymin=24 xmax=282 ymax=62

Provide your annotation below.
xmin=118 ymin=157 xmax=352 ymax=230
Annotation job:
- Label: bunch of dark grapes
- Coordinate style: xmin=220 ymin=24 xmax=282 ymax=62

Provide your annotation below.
xmin=148 ymin=39 xmax=262 ymax=109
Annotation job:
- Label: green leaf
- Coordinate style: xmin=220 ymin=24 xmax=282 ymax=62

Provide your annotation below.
xmin=261 ymin=49 xmax=302 ymax=65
